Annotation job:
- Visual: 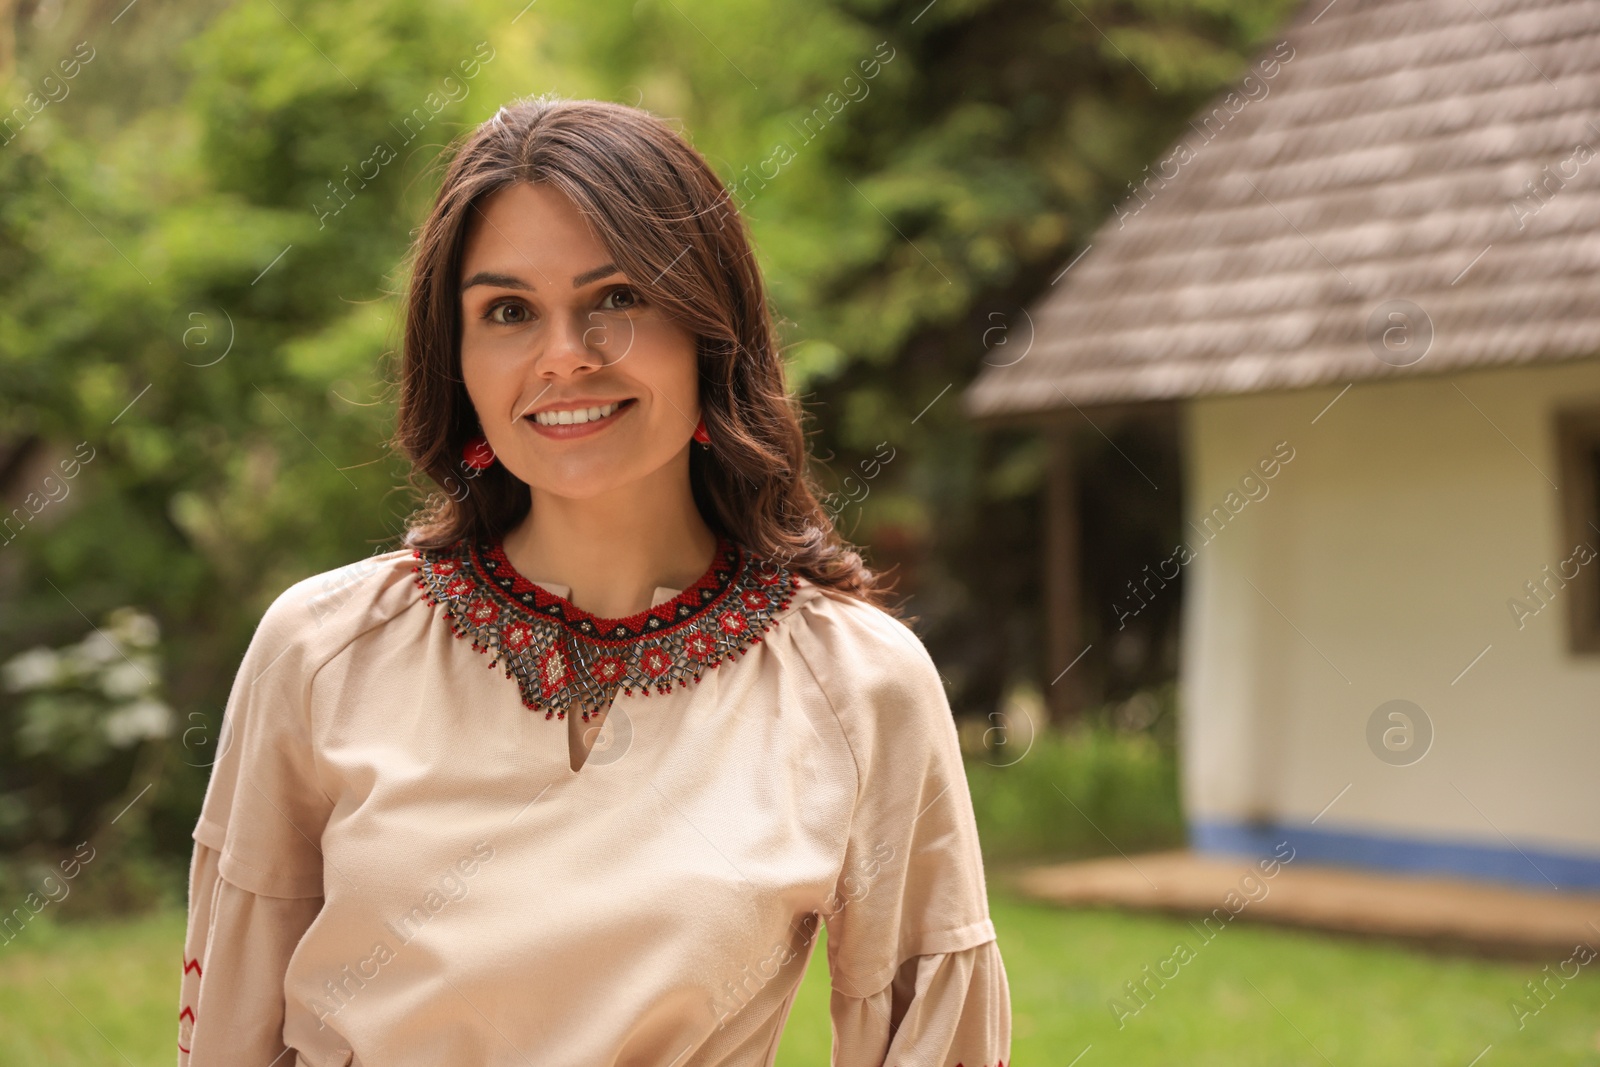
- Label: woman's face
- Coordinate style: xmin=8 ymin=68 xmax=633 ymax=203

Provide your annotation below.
xmin=457 ymin=182 xmax=702 ymax=502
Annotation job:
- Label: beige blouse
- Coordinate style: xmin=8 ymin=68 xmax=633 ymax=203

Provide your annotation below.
xmin=177 ymin=541 xmax=1010 ymax=1066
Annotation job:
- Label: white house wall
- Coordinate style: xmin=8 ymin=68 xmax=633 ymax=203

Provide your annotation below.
xmin=1179 ymin=359 xmax=1600 ymax=888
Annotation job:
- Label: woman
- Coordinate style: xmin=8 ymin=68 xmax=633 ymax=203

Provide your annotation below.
xmin=177 ymin=94 xmax=1010 ymax=1067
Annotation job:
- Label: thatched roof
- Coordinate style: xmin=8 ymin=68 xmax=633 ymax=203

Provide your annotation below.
xmin=966 ymin=0 xmax=1600 ymax=417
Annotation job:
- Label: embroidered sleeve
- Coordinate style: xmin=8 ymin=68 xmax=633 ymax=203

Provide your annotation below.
xmin=179 ymin=841 xmax=323 ymax=1064
xmin=828 ymin=940 xmax=1011 ymax=1067
xmin=180 ymin=578 xmax=335 ymax=1060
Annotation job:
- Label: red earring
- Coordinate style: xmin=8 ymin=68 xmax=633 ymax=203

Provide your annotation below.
xmin=462 ymin=435 xmax=496 ymax=469
xmin=692 ymin=419 xmax=710 ymax=445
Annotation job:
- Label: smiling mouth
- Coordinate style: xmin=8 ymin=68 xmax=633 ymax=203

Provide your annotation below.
xmin=527 ymin=400 xmax=633 ymax=427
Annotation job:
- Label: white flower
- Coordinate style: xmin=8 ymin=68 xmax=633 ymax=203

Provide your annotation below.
xmin=2 ymin=647 xmax=61 ymax=692
xmin=103 ymin=699 xmax=173 ymax=747
xmin=100 ymin=660 xmax=153 ymax=700
xmin=107 ymin=608 xmax=160 ymax=649
xmin=70 ymin=630 xmax=122 ymax=670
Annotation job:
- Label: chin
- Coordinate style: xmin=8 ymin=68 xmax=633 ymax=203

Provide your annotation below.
xmin=505 ymin=453 xmax=667 ymax=503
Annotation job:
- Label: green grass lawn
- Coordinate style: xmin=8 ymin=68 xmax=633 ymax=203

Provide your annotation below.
xmin=2 ymin=893 xmax=1597 ymax=1065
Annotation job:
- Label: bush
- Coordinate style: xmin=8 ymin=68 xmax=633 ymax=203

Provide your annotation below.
xmin=962 ymin=683 xmax=1186 ymax=866
xmin=0 ymin=608 xmax=179 ymax=924
xmin=0 ymin=821 xmax=178 ymax=944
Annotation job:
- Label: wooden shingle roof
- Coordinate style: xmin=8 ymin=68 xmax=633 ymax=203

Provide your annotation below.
xmin=966 ymin=0 xmax=1600 ymax=416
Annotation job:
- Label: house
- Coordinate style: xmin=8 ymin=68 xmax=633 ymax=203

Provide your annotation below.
xmin=965 ymin=0 xmax=1600 ymax=889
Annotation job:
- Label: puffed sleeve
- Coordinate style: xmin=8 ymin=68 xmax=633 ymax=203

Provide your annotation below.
xmin=830 ymin=941 xmax=1011 ymax=1065
xmin=178 ymin=842 xmax=323 ymax=1063
xmin=792 ymin=591 xmax=1012 ymax=1067
xmin=176 ymin=584 xmax=335 ymax=1064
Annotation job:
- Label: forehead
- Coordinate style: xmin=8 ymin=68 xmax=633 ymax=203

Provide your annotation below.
xmin=460 ymin=182 xmax=609 ymax=274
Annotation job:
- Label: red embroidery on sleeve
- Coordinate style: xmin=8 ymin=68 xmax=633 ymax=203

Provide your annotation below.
xmin=178 ymin=1004 xmax=195 ymax=1054
xmin=180 ymin=956 xmax=202 ymax=1053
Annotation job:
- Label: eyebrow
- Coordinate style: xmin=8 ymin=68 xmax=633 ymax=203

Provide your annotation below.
xmin=459 ymin=271 xmax=529 ymax=294
xmin=459 ymin=263 xmax=621 ymax=294
xmin=573 ymin=262 xmax=622 ymax=287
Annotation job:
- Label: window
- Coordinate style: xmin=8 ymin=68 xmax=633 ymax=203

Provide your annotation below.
xmin=1555 ymin=410 xmax=1600 ymax=653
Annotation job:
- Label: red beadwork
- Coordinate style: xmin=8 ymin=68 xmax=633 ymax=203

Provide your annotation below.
xmin=413 ymin=537 xmax=796 ymax=721
xmin=683 ymin=628 xmax=716 ymax=662
xmin=641 ymin=647 xmax=671 ymax=677
xmin=503 ymin=620 xmax=534 ymax=653
xmin=537 ymin=644 xmax=575 ymax=697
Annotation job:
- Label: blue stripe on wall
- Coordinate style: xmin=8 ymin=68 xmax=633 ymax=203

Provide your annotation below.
xmin=1190 ymin=819 xmax=1600 ymax=890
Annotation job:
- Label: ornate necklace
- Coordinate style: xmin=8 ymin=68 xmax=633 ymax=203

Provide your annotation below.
xmin=413 ymin=537 xmax=797 ymax=722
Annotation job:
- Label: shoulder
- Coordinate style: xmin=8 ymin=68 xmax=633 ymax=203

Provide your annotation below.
xmin=785 ymin=584 xmax=935 ymax=671
xmin=780 ymin=582 xmax=950 ymax=738
xmin=243 ymin=547 xmax=423 ymax=682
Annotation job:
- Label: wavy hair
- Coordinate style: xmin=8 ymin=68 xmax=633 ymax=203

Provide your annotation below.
xmin=391 ymin=94 xmax=877 ymax=600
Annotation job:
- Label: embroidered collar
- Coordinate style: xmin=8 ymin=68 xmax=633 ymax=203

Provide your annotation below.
xmin=413 ymin=537 xmax=797 ymax=722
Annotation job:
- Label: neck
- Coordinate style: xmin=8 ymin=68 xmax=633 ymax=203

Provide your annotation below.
xmin=501 ymin=454 xmax=718 ymax=619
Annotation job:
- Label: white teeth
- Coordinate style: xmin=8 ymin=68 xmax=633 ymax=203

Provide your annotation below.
xmin=533 ymin=402 xmax=621 ymax=427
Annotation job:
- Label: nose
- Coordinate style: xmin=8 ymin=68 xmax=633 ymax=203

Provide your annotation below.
xmin=531 ymin=308 xmax=606 ymax=381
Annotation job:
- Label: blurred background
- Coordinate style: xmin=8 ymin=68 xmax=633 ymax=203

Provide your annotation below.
xmin=2 ymin=0 xmax=1599 ymax=1062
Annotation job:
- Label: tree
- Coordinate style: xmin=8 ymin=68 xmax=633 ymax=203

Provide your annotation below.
xmin=0 ymin=0 xmax=1300 ymax=887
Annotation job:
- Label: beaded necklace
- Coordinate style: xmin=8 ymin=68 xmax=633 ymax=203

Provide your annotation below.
xmin=413 ymin=537 xmax=797 ymax=722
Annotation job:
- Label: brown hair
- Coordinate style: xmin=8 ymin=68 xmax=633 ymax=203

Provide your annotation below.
xmin=391 ymin=94 xmax=876 ymax=600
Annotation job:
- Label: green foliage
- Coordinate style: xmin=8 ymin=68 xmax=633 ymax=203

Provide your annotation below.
xmin=0 ymin=0 xmax=1299 ymax=897
xmin=1 ymin=0 xmax=498 ymax=878
xmin=964 ymin=684 xmax=1186 ymax=865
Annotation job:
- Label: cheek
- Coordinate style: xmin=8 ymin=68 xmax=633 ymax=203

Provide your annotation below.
xmin=460 ymin=344 xmax=521 ymax=423
xmin=628 ymin=322 xmax=700 ymax=410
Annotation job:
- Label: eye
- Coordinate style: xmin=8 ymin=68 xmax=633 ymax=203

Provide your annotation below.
xmin=599 ymin=286 xmax=642 ymax=311
xmin=485 ymin=299 xmax=532 ymax=325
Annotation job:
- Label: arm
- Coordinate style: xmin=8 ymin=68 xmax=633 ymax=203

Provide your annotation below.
xmin=178 ymin=842 xmax=324 ymax=1064
xmin=176 ymin=583 xmax=336 ymax=1064
xmin=792 ymin=595 xmax=1012 ymax=1067
xmin=830 ymin=940 xmax=1011 ymax=1066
